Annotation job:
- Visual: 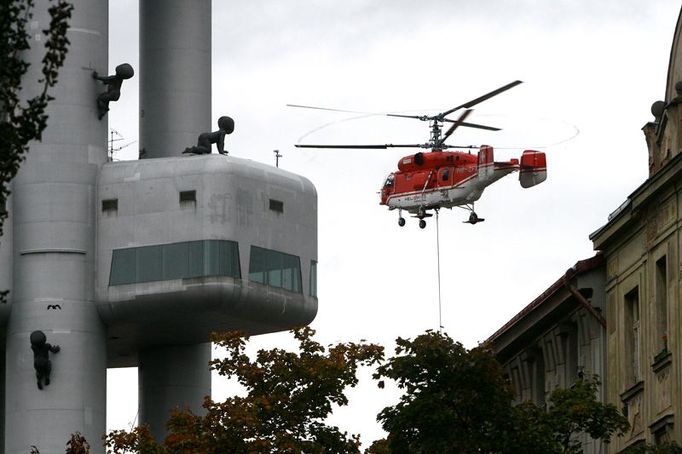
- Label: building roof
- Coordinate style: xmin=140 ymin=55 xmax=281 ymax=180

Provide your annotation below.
xmin=486 ymin=253 xmax=603 ymax=345
xmin=590 ymin=151 xmax=682 ymax=249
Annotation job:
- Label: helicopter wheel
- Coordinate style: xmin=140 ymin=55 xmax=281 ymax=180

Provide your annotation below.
xmin=419 ymin=219 xmax=426 ymax=229
xmin=466 ymin=212 xmax=485 ymax=224
xmin=398 ymin=217 xmax=406 ymax=227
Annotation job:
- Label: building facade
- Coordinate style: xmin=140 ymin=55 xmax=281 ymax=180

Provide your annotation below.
xmin=588 ymin=7 xmax=682 ymax=451
xmin=489 ymin=254 xmax=608 ymax=453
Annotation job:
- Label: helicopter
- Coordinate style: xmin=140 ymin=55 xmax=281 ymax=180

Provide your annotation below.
xmin=292 ymin=80 xmax=547 ymax=229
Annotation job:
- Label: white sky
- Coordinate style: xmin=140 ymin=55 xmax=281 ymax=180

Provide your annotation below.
xmin=106 ymin=0 xmax=681 ymax=447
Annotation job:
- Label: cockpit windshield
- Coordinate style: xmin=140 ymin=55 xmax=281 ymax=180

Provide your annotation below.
xmin=384 ymin=174 xmax=395 ymax=188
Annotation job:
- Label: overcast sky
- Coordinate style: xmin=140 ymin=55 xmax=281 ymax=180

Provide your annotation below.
xmin=106 ymin=0 xmax=681 ymax=446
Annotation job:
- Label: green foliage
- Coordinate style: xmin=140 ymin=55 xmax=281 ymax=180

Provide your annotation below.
xmin=623 ymin=442 xmax=682 ymax=454
xmin=372 ymin=331 xmax=629 ymax=453
xmin=510 ymin=377 xmax=629 ymax=453
xmin=547 ymin=376 xmax=629 ymax=452
xmin=104 ymin=327 xmax=384 ymax=454
xmin=372 ymin=330 xmax=516 ymax=453
xmin=29 ymin=431 xmax=91 ymax=453
xmin=65 ymin=432 xmax=91 ymax=454
xmin=105 ymin=426 xmax=165 ymax=454
xmin=104 ymin=329 xmax=631 ymax=453
xmin=0 ymin=0 xmax=73 ymax=235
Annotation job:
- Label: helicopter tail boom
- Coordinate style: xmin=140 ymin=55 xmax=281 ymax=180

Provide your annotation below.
xmin=519 ymin=150 xmax=547 ymax=188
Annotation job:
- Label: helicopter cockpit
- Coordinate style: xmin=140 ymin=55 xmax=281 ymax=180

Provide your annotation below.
xmin=383 ymin=173 xmax=395 ymax=188
xmin=380 ymin=173 xmax=395 ymax=205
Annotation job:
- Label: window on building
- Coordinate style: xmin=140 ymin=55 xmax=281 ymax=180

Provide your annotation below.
xmin=652 ymin=415 xmax=674 ymax=446
xmin=269 ymin=199 xmax=284 ymax=213
xmin=655 ymin=256 xmax=668 ymax=353
xmin=102 ymin=198 xmax=118 ymax=214
xmin=310 ymin=260 xmax=317 ymax=298
xmin=179 ymin=190 xmax=196 ymax=203
xmin=109 ymin=240 xmax=240 ymax=286
xmin=625 ymin=287 xmax=641 ymax=383
xmin=248 ymin=246 xmax=302 ymax=293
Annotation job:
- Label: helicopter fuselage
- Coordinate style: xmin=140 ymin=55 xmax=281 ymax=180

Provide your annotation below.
xmin=380 ymin=146 xmax=546 ymax=223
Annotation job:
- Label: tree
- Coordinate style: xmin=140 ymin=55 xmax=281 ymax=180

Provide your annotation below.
xmin=105 ymin=329 xmax=630 ymax=453
xmin=372 ymin=330 xmax=518 ymax=453
xmin=0 ymin=0 xmax=73 ymax=234
xmin=105 ymin=327 xmax=384 ymax=454
xmin=509 ymin=377 xmax=629 ymax=453
xmin=543 ymin=376 xmax=629 ymax=452
xmin=31 ymin=432 xmax=91 ymax=453
xmin=623 ymin=442 xmax=682 ymax=454
xmin=372 ymin=330 xmax=629 ymax=453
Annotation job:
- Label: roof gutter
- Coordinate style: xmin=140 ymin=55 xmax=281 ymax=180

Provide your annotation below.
xmin=563 ymin=276 xmax=606 ymax=328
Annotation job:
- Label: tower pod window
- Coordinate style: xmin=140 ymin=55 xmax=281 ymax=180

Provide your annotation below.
xmin=179 ymin=190 xmax=196 ymax=203
xmin=249 ymin=246 xmax=302 ymax=293
xmin=269 ymin=199 xmax=284 ymax=213
xmin=102 ymin=198 xmax=118 ymax=212
xmin=109 ymin=240 xmax=240 ymax=285
xmin=309 ymin=260 xmax=317 ymax=298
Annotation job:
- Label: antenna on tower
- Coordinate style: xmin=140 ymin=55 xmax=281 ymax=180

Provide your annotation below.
xmin=108 ymin=128 xmax=137 ymax=161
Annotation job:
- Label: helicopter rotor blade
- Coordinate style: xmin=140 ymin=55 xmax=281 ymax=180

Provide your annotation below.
xmin=385 ymin=113 xmax=429 ymax=121
xmin=440 ymin=109 xmax=472 ymax=143
xmin=387 ymin=113 xmax=500 ymax=131
xmin=442 ymin=119 xmax=500 ymax=131
xmin=286 ymin=104 xmax=379 ymax=115
xmin=440 ymin=80 xmax=523 ymax=117
xmin=295 ymin=143 xmax=426 ymax=149
xmin=442 ymin=144 xmax=482 ymax=149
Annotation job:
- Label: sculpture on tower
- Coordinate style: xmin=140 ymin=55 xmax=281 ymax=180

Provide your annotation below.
xmin=183 ymin=115 xmax=234 ymax=155
xmin=30 ymin=330 xmax=60 ymax=390
xmin=93 ymin=63 xmax=134 ymax=120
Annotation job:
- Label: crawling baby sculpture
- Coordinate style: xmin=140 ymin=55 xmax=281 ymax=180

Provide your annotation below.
xmin=30 ymin=331 xmax=60 ymax=390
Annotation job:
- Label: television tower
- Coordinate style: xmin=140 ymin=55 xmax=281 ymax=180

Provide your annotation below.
xmin=0 ymin=1 xmax=317 ymax=452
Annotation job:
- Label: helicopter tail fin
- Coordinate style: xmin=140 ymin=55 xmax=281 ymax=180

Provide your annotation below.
xmin=519 ymin=150 xmax=547 ymax=188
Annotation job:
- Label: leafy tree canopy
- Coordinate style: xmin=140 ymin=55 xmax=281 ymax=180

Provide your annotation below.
xmin=106 ymin=327 xmax=384 ymax=454
xmin=623 ymin=442 xmax=682 ymax=454
xmin=372 ymin=330 xmax=629 ymax=454
xmin=105 ymin=328 xmax=631 ymax=453
xmin=372 ymin=330 xmax=517 ymax=453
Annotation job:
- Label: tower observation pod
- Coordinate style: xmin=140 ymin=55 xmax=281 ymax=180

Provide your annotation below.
xmin=0 ymin=0 xmax=318 ymax=452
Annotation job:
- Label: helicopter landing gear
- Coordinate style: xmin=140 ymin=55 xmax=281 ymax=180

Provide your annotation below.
xmin=398 ymin=217 xmax=406 ymax=227
xmin=464 ymin=211 xmax=485 ymax=225
xmin=414 ymin=206 xmax=432 ymax=229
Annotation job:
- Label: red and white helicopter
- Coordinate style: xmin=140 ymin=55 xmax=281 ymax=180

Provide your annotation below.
xmin=292 ymin=81 xmax=547 ymax=228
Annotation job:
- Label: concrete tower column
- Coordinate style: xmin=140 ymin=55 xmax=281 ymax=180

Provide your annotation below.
xmin=138 ymin=0 xmax=213 ymax=441
xmin=6 ymin=1 xmax=108 ymax=452
xmin=140 ymin=0 xmax=212 ymax=158
xmin=138 ymin=345 xmax=211 ymax=440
